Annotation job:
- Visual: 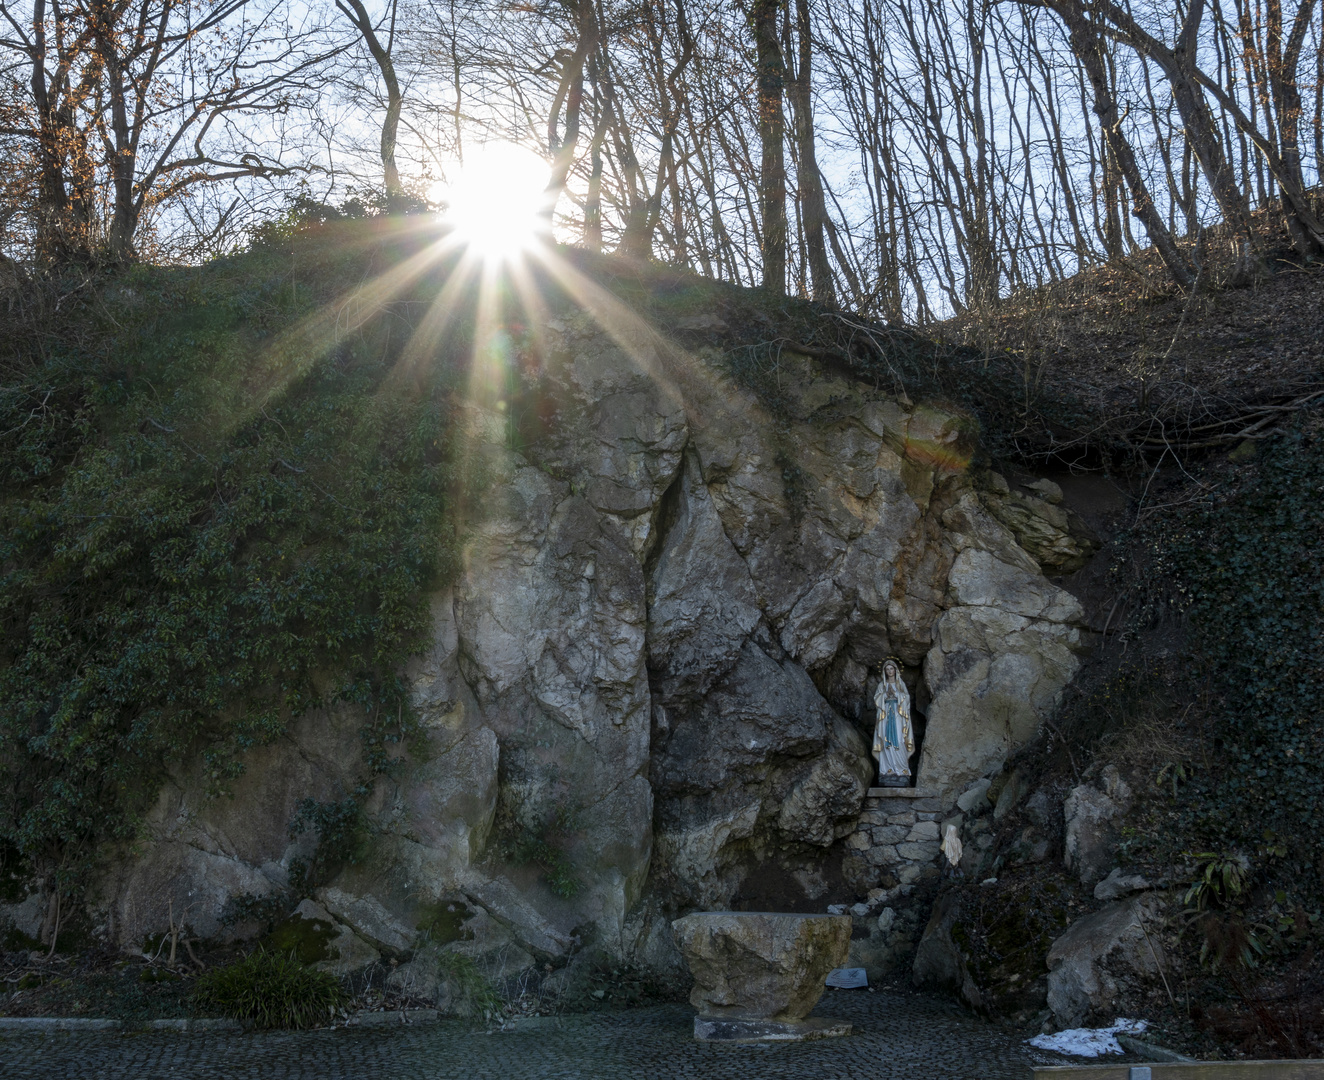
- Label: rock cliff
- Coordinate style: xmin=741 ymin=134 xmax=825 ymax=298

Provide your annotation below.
xmin=51 ymin=296 xmax=1092 ymax=975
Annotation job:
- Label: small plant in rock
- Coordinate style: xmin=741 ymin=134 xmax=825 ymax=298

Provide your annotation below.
xmin=498 ymin=800 xmax=584 ymax=899
xmin=436 ymin=952 xmax=502 ymax=1021
xmin=192 ymin=950 xmax=345 ymax=1029
xmin=1182 ymin=852 xmax=1268 ymax=971
xmin=288 ymin=793 xmax=372 ymax=890
xmin=1184 ymin=851 xmax=1251 ymax=913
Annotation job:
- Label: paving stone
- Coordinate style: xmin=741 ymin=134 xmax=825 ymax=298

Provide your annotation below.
xmin=0 ymin=989 xmax=1070 ymax=1079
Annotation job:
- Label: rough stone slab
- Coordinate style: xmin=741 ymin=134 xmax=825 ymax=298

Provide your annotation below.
xmin=0 ymin=1018 xmax=119 ymax=1031
xmin=885 ymin=811 xmax=918 ymax=826
xmin=866 ymin=845 xmax=900 ymax=866
xmin=693 ymin=1015 xmax=852 ymax=1042
xmin=1047 ymin=895 xmax=1164 ymax=1026
xmin=896 ymin=841 xmax=940 ymax=861
xmin=957 ymin=778 xmax=993 ymax=812
xmin=871 ymin=825 xmax=908 ymax=844
xmin=144 ymin=1018 xmax=245 ymax=1031
xmin=905 ymin=820 xmax=940 ymax=841
xmin=673 ymin=911 xmax=850 ymax=1023
xmin=346 ymin=1010 xmax=439 ymax=1027
xmin=317 ymin=888 xmax=414 ymax=953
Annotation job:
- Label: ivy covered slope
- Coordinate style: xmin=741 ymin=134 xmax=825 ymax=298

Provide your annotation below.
xmin=0 ymin=222 xmax=463 ymax=889
xmin=1128 ymin=420 xmax=1324 ymax=877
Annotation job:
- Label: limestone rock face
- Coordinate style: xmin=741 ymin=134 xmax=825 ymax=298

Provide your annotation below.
xmin=980 ymin=480 xmax=1098 ymax=574
xmin=1046 ymin=895 xmax=1165 ymax=1026
xmin=912 ymin=892 xmax=982 ymax=1010
xmin=77 ymin=303 xmax=1091 ymax=978
xmin=1094 ymin=868 xmax=1152 ymax=902
xmin=1064 ymin=766 xmax=1134 ymax=885
xmin=285 ymin=900 xmax=381 ymax=977
xmin=672 ymin=911 xmax=850 ymax=1020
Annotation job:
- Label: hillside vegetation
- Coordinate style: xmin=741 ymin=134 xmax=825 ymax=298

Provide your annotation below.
xmin=0 ymin=220 xmax=463 ymax=901
xmin=0 ymin=212 xmax=1321 ymax=1055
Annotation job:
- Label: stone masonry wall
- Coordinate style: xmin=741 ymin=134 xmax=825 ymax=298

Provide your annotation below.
xmin=843 ymin=789 xmax=950 ymax=890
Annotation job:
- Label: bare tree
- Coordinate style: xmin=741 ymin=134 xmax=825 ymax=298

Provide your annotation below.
xmin=0 ymin=0 xmax=342 ymax=263
xmin=750 ymin=0 xmax=786 ymax=292
xmin=1035 ymin=0 xmax=1197 ymax=284
xmin=787 ymin=0 xmax=834 ymax=302
xmin=334 ymin=0 xmax=407 ymax=208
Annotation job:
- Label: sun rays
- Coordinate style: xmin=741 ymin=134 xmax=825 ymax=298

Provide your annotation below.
xmin=429 ymin=142 xmax=551 ymax=263
xmin=239 ymin=147 xmax=763 ymax=518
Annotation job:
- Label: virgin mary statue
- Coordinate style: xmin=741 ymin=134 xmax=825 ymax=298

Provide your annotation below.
xmin=873 ymin=660 xmax=914 ymax=787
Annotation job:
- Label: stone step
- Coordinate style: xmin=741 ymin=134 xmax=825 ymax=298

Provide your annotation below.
xmin=866 ymin=787 xmax=936 ymax=798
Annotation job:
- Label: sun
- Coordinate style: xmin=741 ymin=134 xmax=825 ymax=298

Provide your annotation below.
xmin=430 ymin=143 xmax=549 ymax=260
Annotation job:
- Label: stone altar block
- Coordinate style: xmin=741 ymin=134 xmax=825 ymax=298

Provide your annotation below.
xmin=671 ymin=911 xmax=852 ymax=1042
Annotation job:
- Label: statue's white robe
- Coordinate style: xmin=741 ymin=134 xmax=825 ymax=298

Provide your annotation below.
xmin=872 ymin=677 xmax=914 ymax=781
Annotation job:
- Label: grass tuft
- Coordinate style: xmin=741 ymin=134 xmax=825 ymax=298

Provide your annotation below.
xmin=193 ymin=950 xmax=345 ymax=1029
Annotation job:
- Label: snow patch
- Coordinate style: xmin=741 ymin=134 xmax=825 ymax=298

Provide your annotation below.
xmin=1028 ymin=1018 xmax=1148 ymax=1057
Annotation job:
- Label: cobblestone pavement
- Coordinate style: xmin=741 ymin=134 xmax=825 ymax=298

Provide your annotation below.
xmin=0 ymin=987 xmax=1075 ymax=1079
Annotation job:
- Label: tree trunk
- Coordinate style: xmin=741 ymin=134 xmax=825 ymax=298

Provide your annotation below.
xmin=1265 ymin=0 xmax=1323 ymax=257
xmin=336 ymin=0 xmax=405 ymax=210
xmin=93 ymin=0 xmax=140 ymax=264
xmin=543 ymin=0 xmax=598 ymax=225
xmin=1058 ymin=4 xmax=1197 ymax=287
xmin=787 ymin=0 xmax=834 ymax=304
xmin=583 ymin=70 xmax=607 ymax=252
xmin=750 ymin=0 xmax=786 ymax=294
xmin=1084 ymin=0 xmax=1258 ymax=274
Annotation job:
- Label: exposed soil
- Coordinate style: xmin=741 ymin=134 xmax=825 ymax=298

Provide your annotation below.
xmin=941 ymin=222 xmax=1324 ymax=458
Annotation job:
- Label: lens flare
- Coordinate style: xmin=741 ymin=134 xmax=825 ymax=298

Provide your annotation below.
xmin=431 ymin=143 xmax=549 ymax=260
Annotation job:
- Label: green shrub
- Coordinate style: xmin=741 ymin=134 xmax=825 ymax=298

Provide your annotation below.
xmin=287 ymin=794 xmax=372 ymax=890
xmin=193 ymin=950 xmax=345 ymax=1029
xmin=0 ymin=227 xmax=466 ymax=887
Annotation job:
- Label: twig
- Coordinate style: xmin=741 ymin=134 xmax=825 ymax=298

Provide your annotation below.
xmin=1135 ymin=910 xmax=1177 ymax=1009
xmin=1043 ymin=716 xmax=1080 ymax=780
xmin=46 ymin=891 xmax=61 ymax=959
